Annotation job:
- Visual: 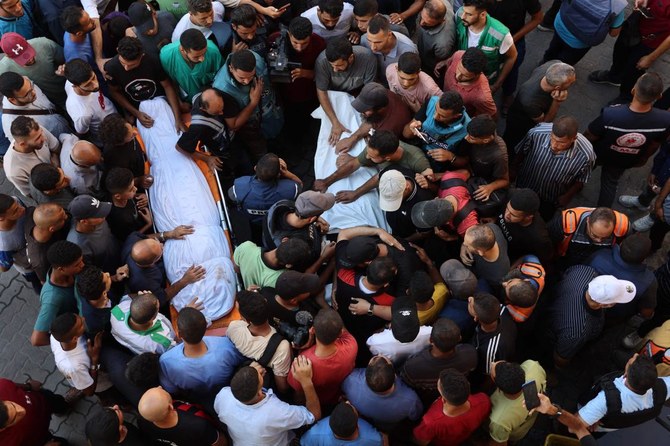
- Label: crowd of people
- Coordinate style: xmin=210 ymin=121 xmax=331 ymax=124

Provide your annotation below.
xmin=1 ymin=0 xmax=670 ymax=445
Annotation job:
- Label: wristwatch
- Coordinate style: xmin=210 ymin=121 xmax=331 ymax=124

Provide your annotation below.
xmin=367 ymin=303 xmax=375 ymax=316
xmin=550 ymin=404 xmax=563 ymax=418
xmin=89 ymin=364 xmax=101 ymax=372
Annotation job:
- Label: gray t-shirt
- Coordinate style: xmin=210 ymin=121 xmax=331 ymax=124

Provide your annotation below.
xmin=467 ymin=136 xmax=509 ymax=182
xmin=508 ymin=60 xmax=556 ymax=123
xmin=67 ymin=222 xmax=120 ymax=273
xmin=315 ymin=45 xmax=378 ymax=92
xmin=472 ymin=223 xmax=510 ymax=288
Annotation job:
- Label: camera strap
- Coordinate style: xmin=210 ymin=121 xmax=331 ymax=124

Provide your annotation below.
xmin=258 ymin=333 xmax=284 ymax=368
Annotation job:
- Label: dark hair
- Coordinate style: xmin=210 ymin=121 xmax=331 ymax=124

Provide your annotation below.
xmin=0 ymin=402 xmax=8 ymax=429
xmin=289 ymin=17 xmax=313 ymax=40
xmin=367 ymin=256 xmax=396 ymax=286
xmin=438 ymin=369 xmax=470 ymax=405
xmin=125 ymin=353 xmax=160 ymax=390
xmin=105 ymin=167 xmax=134 ymax=195
xmin=472 ymin=293 xmax=500 ymax=325
xmin=627 ymin=355 xmax=658 ymax=394
xmin=0 ymin=71 xmax=24 ymax=98
xmin=325 ymin=38 xmax=353 ymax=62
xmin=438 ymin=91 xmax=464 ymax=113
xmin=329 ymin=402 xmax=358 ymax=438
xmin=180 ymin=28 xmax=207 ymax=51
xmin=466 ymin=224 xmax=495 ymax=251
xmin=552 ymin=116 xmax=579 ymax=138
xmin=231 ymin=366 xmax=260 ymax=403
xmin=47 ymin=240 xmax=82 ymax=268
xmin=64 ymin=58 xmax=94 ymax=86
xmin=10 ymin=116 xmax=39 ymax=139
xmin=117 ymin=37 xmax=144 ymax=61
xmin=77 ymin=265 xmax=106 ymax=301
xmin=178 ymin=307 xmax=207 ymax=344
xmin=467 ymin=115 xmax=496 ymax=138
xmin=237 ymin=290 xmax=269 ymax=325
xmin=397 ymin=52 xmax=421 ymax=74
xmin=494 ymin=361 xmax=525 ymax=394
xmin=231 ymin=4 xmax=257 ymax=28
xmin=318 ymin=0 xmax=344 ymax=17
xmin=313 ymin=308 xmax=343 ymax=345
xmin=365 ymin=356 xmax=395 ymax=392
xmin=635 ymin=72 xmax=663 ymax=104
xmin=409 ymin=270 xmax=434 ymax=304
xmin=255 ymin=153 xmax=280 ymax=182
xmin=230 ymin=49 xmax=256 ymax=72
xmin=30 ymin=163 xmax=61 ymax=192
xmin=461 ymin=47 xmax=487 ymax=75
xmin=507 ymin=280 xmax=538 ymax=308
xmin=353 ymin=0 xmax=377 ymax=16
xmin=431 ymin=318 xmax=461 ymax=352
xmin=276 ymin=238 xmax=311 ymax=267
xmin=368 ymin=130 xmax=398 ymax=155
xmin=188 ymin=0 xmax=213 ymax=14
xmin=108 ymin=15 xmax=132 ymax=39
xmin=50 ymin=313 xmax=78 ymax=341
xmin=85 ymin=408 xmax=121 ymax=446
xmin=101 ymin=114 xmax=131 ymax=147
xmin=130 ymin=293 xmax=159 ymax=325
xmin=0 ymin=194 xmax=14 ymax=215
xmin=509 ymin=188 xmax=540 ymax=215
xmin=589 ymin=207 xmax=616 ymax=227
xmin=463 ymin=0 xmax=489 ymax=11
xmin=60 ymin=5 xmax=85 ymax=34
xmin=368 ymin=14 xmax=389 ymax=34
xmin=620 ymin=233 xmax=651 ymax=264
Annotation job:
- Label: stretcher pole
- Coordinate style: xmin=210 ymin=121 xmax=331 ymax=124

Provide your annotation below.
xmin=201 ymin=145 xmax=237 ymax=249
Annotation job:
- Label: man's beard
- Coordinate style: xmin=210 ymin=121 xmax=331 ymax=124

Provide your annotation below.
xmin=434 ymin=119 xmax=450 ymax=128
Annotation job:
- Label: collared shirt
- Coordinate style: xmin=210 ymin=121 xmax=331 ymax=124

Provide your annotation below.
xmin=515 ymin=123 xmax=596 ymax=202
xmin=110 ymin=296 xmax=176 ymax=355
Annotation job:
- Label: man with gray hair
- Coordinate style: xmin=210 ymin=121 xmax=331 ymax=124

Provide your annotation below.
xmin=503 ymin=60 xmax=576 ymax=153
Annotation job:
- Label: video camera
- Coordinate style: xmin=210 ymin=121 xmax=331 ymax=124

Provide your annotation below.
xmin=267 ymin=29 xmax=301 ymax=84
xmin=276 ymin=310 xmax=313 ymax=347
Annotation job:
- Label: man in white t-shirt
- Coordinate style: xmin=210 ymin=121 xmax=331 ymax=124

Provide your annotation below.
xmin=64 ymin=59 xmax=116 ymax=147
xmin=301 ymin=0 xmax=353 ymax=42
xmin=172 ymin=0 xmax=225 ymax=42
xmin=110 ymin=292 xmax=176 ymax=355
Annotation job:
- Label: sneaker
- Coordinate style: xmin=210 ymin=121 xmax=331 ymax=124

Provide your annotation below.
xmin=622 ymin=331 xmax=645 ymax=350
xmin=633 ymin=214 xmax=655 ymax=232
xmin=618 ymin=195 xmax=647 ymax=210
xmin=588 ymin=70 xmax=621 ymax=87
xmin=537 ymin=24 xmax=554 ymax=32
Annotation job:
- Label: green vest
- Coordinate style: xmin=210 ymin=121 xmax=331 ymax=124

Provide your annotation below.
xmin=455 ymin=9 xmax=510 ymax=82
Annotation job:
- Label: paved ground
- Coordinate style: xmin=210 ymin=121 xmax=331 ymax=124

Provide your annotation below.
xmin=1 ymin=2 xmax=669 ymax=444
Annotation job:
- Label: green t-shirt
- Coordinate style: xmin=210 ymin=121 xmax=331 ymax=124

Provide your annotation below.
xmin=488 ymin=360 xmax=547 ymax=443
xmin=233 ymin=241 xmax=285 ymax=289
xmin=154 ymin=0 xmax=189 ymax=20
xmin=159 ymin=40 xmax=223 ymax=102
xmin=357 ymin=141 xmax=430 ymax=173
xmin=34 ymin=272 xmax=78 ymax=332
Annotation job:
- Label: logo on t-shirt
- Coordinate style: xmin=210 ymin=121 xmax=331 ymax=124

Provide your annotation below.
xmin=611 ymin=132 xmax=647 ymax=154
xmin=124 ymin=78 xmax=158 ymax=102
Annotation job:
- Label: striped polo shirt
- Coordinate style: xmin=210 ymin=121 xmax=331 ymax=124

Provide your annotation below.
xmin=515 ymin=123 xmax=596 ymax=202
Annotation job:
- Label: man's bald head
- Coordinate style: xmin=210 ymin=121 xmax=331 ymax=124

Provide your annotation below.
xmin=71 ymin=141 xmax=102 ymax=167
xmin=131 ymin=238 xmax=163 ymax=267
xmin=138 ymin=387 xmax=172 ymax=423
xmin=33 ymin=203 xmax=67 ymax=230
xmin=200 ymin=88 xmax=225 ymax=115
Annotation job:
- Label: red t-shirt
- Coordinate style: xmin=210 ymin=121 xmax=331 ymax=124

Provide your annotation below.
xmin=437 ymin=171 xmax=479 ymax=237
xmin=413 ymin=392 xmax=491 ymax=446
xmin=443 ymin=51 xmax=497 ymax=118
xmin=0 ymin=379 xmax=52 ymax=446
xmin=376 ymin=90 xmax=413 ymax=138
xmin=639 ymin=0 xmax=670 ymax=49
xmin=287 ymin=330 xmax=358 ymax=405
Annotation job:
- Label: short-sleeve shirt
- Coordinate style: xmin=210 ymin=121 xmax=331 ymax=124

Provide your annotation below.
xmin=301 ymin=3 xmax=353 ymax=41
xmin=300 ymin=416 xmax=382 ymax=445
xmin=66 ymin=222 xmax=121 ymax=273
xmin=50 ymin=336 xmax=93 ymax=390
xmin=357 ymin=141 xmax=431 ymax=173
xmin=413 ymin=392 xmax=491 ymax=446
xmin=387 ymin=63 xmax=443 ymax=113
xmin=555 ymin=9 xmax=625 ymax=49
xmin=160 ymin=40 xmax=222 ymax=102
xmin=315 ymin=45 xmax=377 ymax=93
xmin=465 ymin=136 xmax=509 ymax=182
xmin=171 ymin=1 xmax=225 ymax=41
xmin=233 ymin=240 xmax=285 ymax=289
xmin=34 ymin=273 xmax=78 ymax=332
xmin=417 ymin=282 xmax=449 ymax=325
xmin=487 ymin=0 xmax=543 ymax=35
xmin=110 ymin=296 xmax=176 ymax=355
xmin=104 ymin=54 xmax=167 ymax=108
xmin=0 ymin=379 xmax=51 ymax=446
xmin=506 ymin=61 xmax=556 ymax=130
xmin=4 ymin=128 xmax=60 ymax=198
xmin=361 ymin=31 xmax=418 ymax=81
xmin=107 ymin=199 xmax=144 ymax=241
xmin=226 ymin=319 xmax=292 ymax=377
xmin=177 ymin=91 xmax=240 ymax=155
xmin=64 ymin=81 xmax=116 ymax=145
xmin=437 ymin=171 xmax=479 ymax=237
xmin=138 ymin=406 xmax=220 ymax=445
xmin=443 ymin=51 xmax=497 ymax=118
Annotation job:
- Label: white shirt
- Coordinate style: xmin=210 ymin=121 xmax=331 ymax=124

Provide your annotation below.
xmin=64 ymin=81 xmax=116 ymax=145
xmin=110 ymin=296 xmax=176 ymax=355
xmin=467 ymin=27 xmax=514 ymax=54
xmin=172 ymin=1 xmax=225 ymax=42
xmin=59 ymin=133 xmax=102 ymax=195
xmin=1 ymin=83 xmax=58 ymax=139
xmin=80 ymin=0 xmax=111 ymax=19
xmin=214 ymin=387 xmax=315 ymax=446
xmin=366 ymin=326 xmax=432 ymax=364
xmin=50 ymin=336 xmax=93 ymax=390
xmin=301 ymin=3 xmax=353 ymax=41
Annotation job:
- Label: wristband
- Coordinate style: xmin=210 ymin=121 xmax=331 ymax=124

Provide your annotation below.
xmin=367 ymin=303 xmax=375 ymax=316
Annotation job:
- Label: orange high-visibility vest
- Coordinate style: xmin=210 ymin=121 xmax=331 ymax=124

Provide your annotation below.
xmin=557 ymin=207 xmax=629 ymax=256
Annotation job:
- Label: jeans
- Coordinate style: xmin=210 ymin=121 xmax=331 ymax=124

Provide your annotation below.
xmin=503 ymin=38 xmax=527 ymax=96
xmin=542 ymin=33 xmax=591 ymax=66
xmin=597 ymin=164 xmax=626 ymax=207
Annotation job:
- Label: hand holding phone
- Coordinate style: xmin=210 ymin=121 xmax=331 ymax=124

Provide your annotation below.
xmin=522 ymin=381 xmax=541 ymax=411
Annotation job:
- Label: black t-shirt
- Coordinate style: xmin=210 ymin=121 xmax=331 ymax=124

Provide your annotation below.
xmin=138 ymin=408 xmax=219 ymax=446
xmin=487 ymin=0 xmax=542 ymax=35
xmin=177 ymin=92 xmax=241 ymax=154
xmin=103 ymin=137 xmax=146 ymax=179
xmin=463 ymin=136 xmax=509 ymax=182
xmin=507 ymin=61 xmax=554 ymax=131
xmin=380 ymin=165 xmax=435 ymax=239
xmin=262 ymin=287 xmax=320 ymax=329
xmin=107 ymin=200 xmax=143 ymax=242
xmin=494 ymin=211 xmax=553 ymax=265
xmin=470 ymin=310 xmax=517 ymax=381
xmin=105 ymin=54 xmax=167 ymax=107
xmin=120 ymin=422 xmax=145 ymax=445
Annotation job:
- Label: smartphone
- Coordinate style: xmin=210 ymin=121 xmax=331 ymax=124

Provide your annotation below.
xmin=638 ymin=6 xmax=654 ymax=19
xmin=522 ymin=381 xmax=541 ymax=411
xmin=278 ymin=3 xmax=290 ymax=12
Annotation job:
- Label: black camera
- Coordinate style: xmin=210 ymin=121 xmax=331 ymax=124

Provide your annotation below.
xmin=276 ymin=310 xmax=313 ymax=347
xmin=267 ymin=29 xmax=301 ymax=84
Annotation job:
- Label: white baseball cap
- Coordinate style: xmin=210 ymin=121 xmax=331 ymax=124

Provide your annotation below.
xmin=379 ymin=170 xmax=406 ymax=212
xmin=588 ymin=275 xmax=636 ymax=305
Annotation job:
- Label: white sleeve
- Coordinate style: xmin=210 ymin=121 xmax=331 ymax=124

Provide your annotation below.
xmin=43 ymin=128 xmax=61 ymax=153
xmin=499 ymin=33 xmax=514 ymax=55
xmin=67 ymin=364 xmax=95 ymax=390
xmin=578 ymin=391 xmax=609 ymax=426
xmin=213 ymin=1 xmax=225 ymax=21
xmin=80 ymin=0 xmax=100 ymax=19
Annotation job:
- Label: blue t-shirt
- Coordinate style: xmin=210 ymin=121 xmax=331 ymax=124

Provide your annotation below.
xmin=554 ymin=9 xmax=625 ymax=49
xmin=159 ymin=336 xmax=245 ymax=395
xmin=0 ymin=0 xmax=34 ymax=39
xmin=300 ymin=416 xmax=383 ymax=445
xmin=341 ymin=369 xmax=424 ymax=424
xmin=63 ymin=32 xmax=94 ymax=64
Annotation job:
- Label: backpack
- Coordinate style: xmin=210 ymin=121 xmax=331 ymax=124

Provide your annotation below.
xmin=559 ymin=0 xmax=627 ymax=47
